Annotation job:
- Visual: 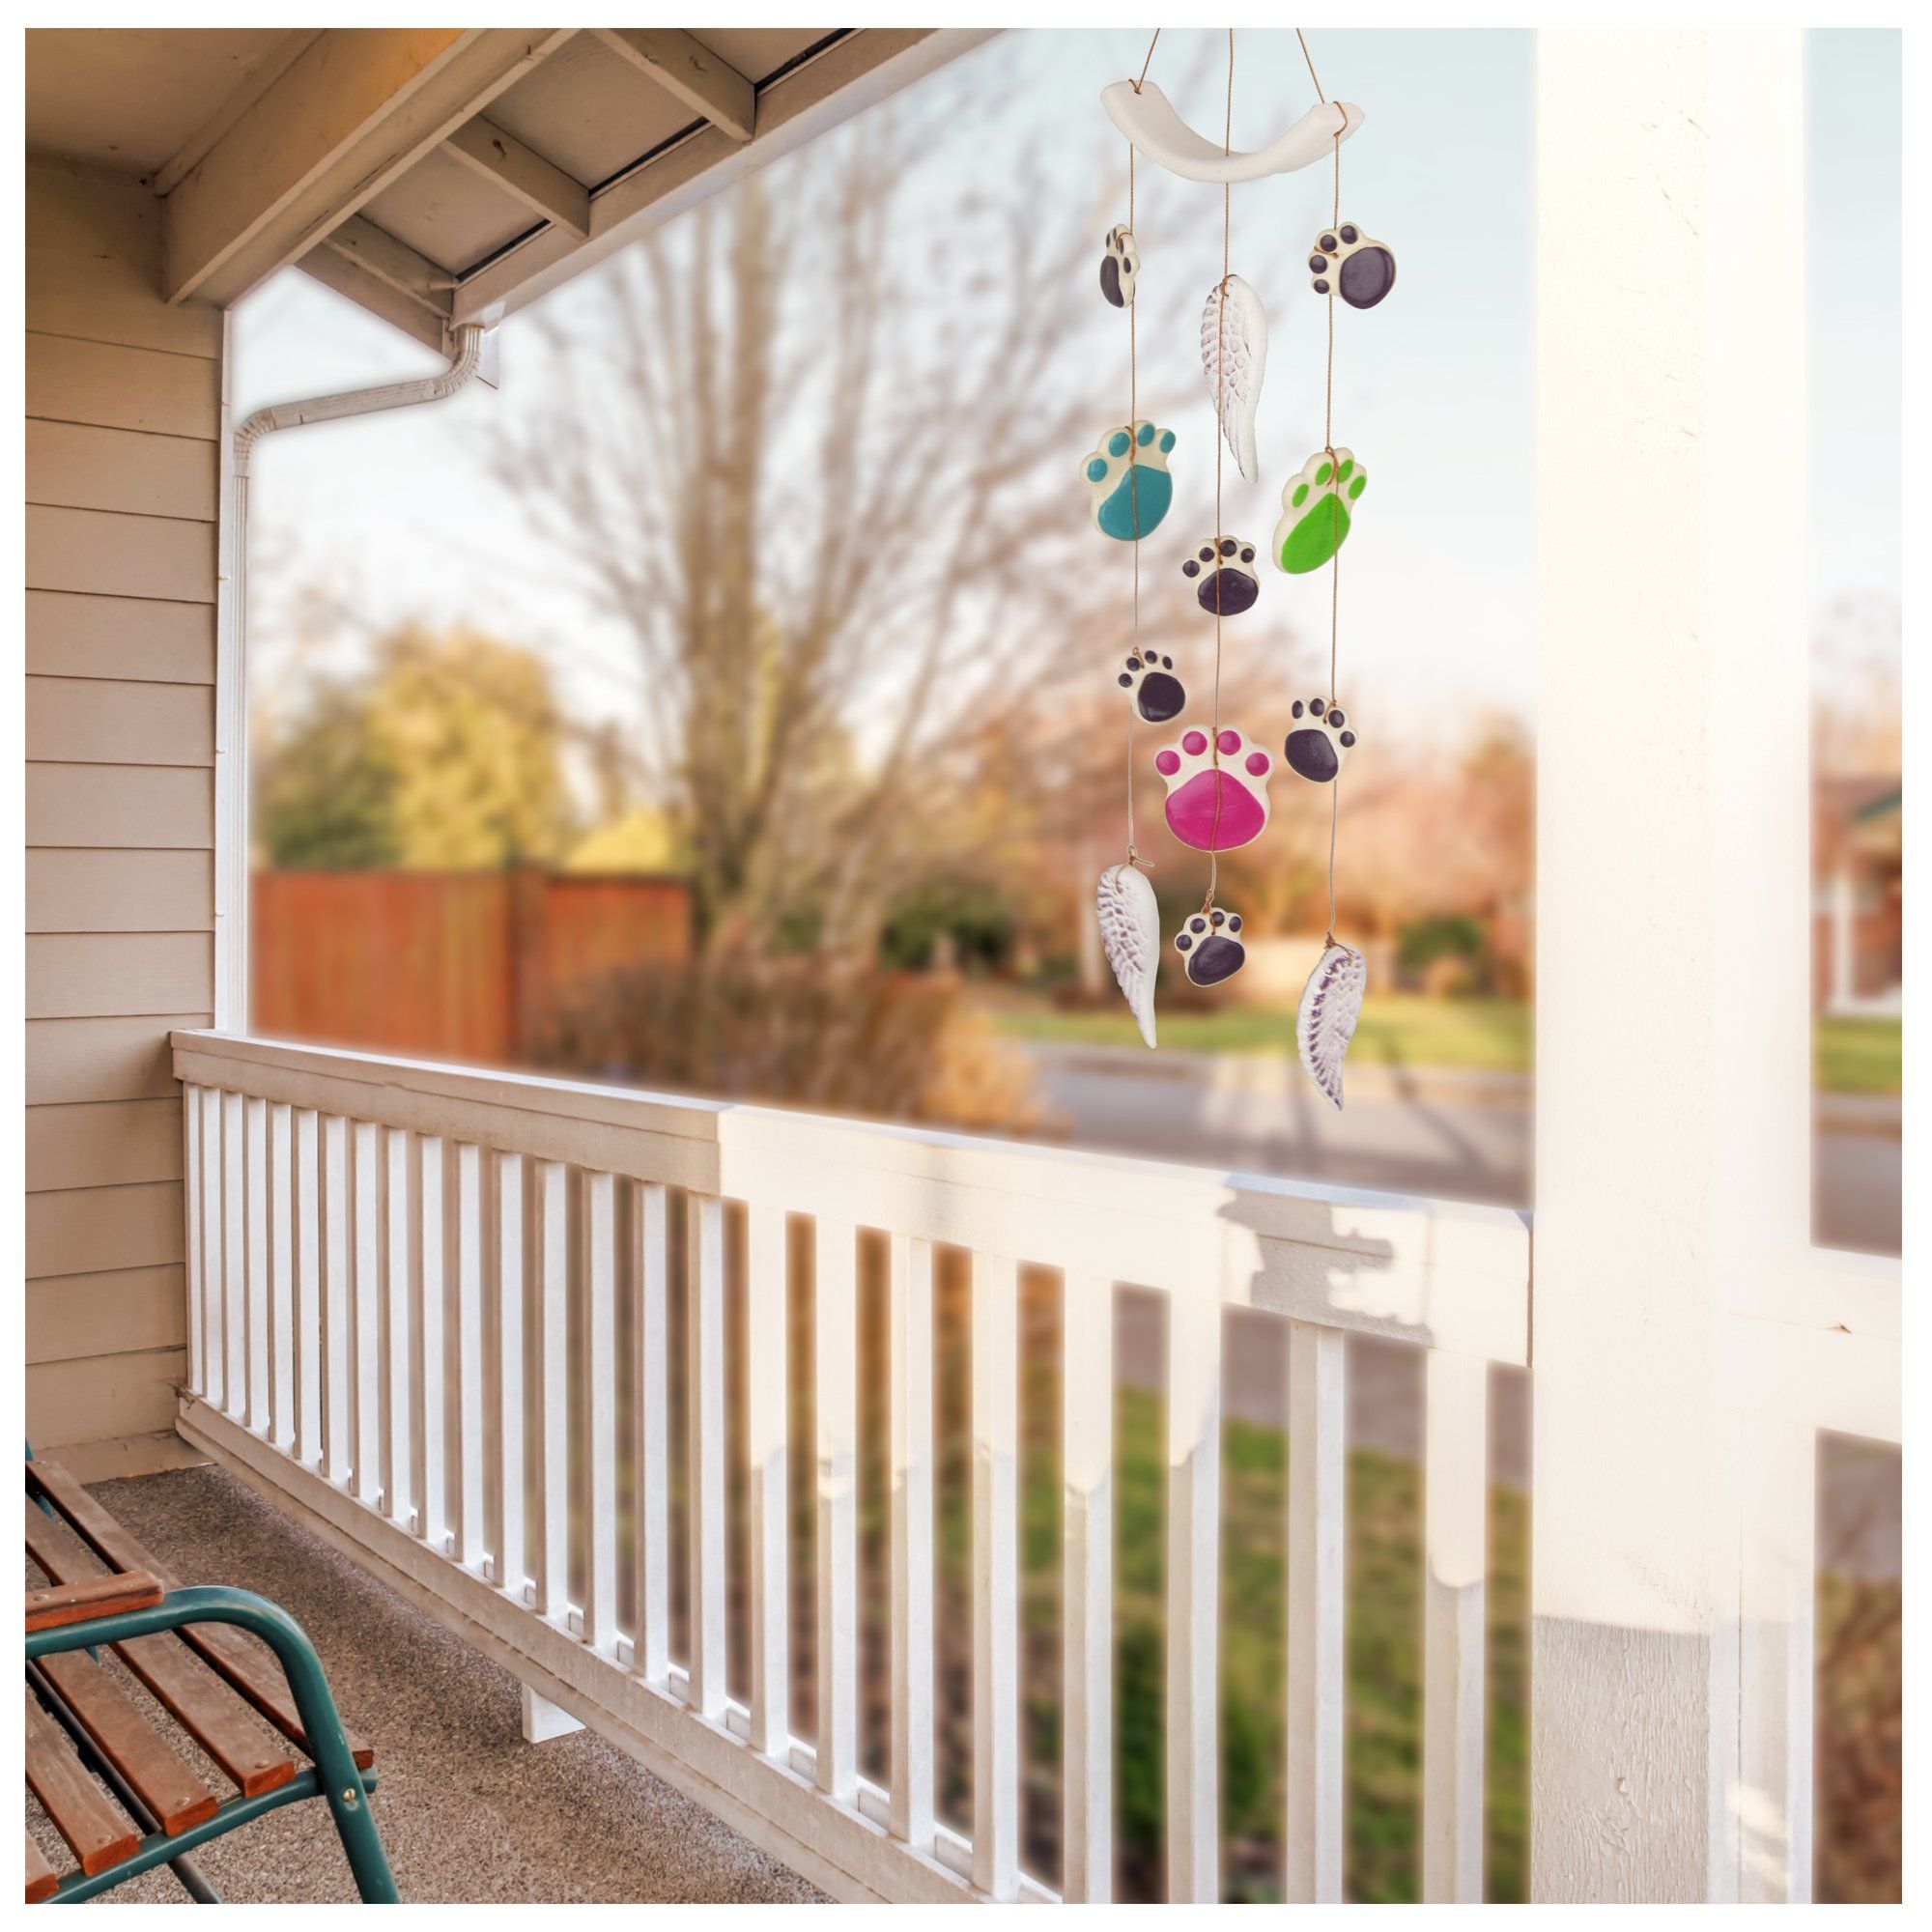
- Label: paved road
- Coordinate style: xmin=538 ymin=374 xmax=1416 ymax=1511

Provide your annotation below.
xmin=1026 ymin=1043 xmax=1900 ymax=1252
xmin=1024 ymin=1042 xmax=1901 ymax=1577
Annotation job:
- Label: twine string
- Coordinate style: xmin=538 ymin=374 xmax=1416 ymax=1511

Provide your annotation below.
xmin=1308 ymin=43 xmax=1343 ymax=948
xmin=1203 ymin=26 xmax=1235 ymax=915
xmin=1120 ymin=25 xmax=1165 ymax=870
xmin=1135 ymin=28 xmax=1161 ymax=94
xmin=1324 ymin=122 xmax=1342 ymax=945
xmin=1124 ymin=138 xmax=1140 ymax=866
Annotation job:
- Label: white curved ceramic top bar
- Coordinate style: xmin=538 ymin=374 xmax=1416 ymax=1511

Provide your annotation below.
xmin=1100 ymin=80 xmax=1363 ymax=184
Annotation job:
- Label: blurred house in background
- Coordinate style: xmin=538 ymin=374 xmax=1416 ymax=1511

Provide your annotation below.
xmin=1814 ymin=780 xmax=1903 ymax=1015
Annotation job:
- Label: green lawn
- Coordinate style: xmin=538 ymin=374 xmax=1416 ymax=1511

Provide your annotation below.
xmin=1817 ymin=1015 xmax=1904 ymax=1095
xmin=982 ymin=993 xmax=1900 ymax=1095
xmin=989 ymin=992 xmax=1531 ymax=1073
xmin=698 ymin=1257 xmax=1892 ymax=1902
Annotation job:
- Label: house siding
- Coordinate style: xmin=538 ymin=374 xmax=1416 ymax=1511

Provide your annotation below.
xmin=25 ymin=156 xmax=221 ymax=1463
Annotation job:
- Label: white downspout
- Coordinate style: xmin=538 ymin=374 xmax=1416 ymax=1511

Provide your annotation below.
xmin=215 ymin=324 xmax=488 ymax=1031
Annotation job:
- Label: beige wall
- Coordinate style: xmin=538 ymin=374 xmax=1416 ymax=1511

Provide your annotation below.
xmin=26 ymin=156 xmax=221 ymax=1463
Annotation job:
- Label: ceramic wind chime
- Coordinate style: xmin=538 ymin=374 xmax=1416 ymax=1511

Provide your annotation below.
xmin=1089 ymin=28 xmax=1391 ymax=1107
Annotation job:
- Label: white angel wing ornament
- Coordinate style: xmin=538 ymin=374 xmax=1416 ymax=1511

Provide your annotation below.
xmin=1096 ymin=863 xmax=1160 ymax=1049
xmin=1200 ymin=275 xmax=1268 ymax=483
xmin=1296 ymin=942 xmax=1366 ymax=1108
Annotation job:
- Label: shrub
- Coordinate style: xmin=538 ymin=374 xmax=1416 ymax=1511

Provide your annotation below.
xmin=1396 ymin=913 xmax=1491 ymax=993
xmin=879 ymin=879 xmax=1019 ymax=974
xmin=538 ymin=957 xmax=1044 ymax=1135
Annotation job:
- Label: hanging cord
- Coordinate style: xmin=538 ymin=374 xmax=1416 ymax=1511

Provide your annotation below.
xmin=1122 ymin=26 xmax=1161 ymax=871
xmin=1202 ymin=26 xmax=1235 ymax=916
xmin=1298 ymin=28 xmax=1345 ymax=947
xmin=1321 ymin=124 xmax=1343 ymax=945
xmin=1136 ymin=28 xmax=1161 ymax=92
xmin=1294 ymin=27 xmax=1325 ymax=105
xmin=1124 ymin=138 xmax=1142 ymax=866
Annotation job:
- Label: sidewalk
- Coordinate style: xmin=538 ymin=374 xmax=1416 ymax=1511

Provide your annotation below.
xmin=1024 ymin=1040 xmax=1900 ymax=1134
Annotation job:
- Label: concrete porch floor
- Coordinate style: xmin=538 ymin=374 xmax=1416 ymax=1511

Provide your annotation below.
xmin=45 ymin=1463 xmax=824 ymax=1905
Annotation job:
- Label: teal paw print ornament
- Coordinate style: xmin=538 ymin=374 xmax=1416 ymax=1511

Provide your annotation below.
xmin=1083 ymin=420 xmax=1175 ymax=541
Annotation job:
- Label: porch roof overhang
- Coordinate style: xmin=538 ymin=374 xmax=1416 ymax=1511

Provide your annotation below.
xmin=25 ymin=27 xmax=992 ymax=353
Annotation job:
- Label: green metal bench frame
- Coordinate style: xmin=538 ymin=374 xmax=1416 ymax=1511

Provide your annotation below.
xmin=24 ymin=1453 xmax=399 ymax=1904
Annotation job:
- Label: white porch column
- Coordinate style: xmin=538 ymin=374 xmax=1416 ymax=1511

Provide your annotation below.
xmin=1532 ymin=29 xmax=1810 ymax=1902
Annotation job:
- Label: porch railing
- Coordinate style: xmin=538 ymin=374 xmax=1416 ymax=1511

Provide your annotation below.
xmin=169 ymin=1028 xmax=1531 ymax=1901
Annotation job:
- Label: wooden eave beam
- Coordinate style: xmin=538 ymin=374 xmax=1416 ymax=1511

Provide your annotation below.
xmin=163 ymin=27 xmax=574 ymax=309
xmin=453 ymin=30 xmax=989 ymax=328
xmin=592 ymin=29 xmax=756 ymax=143
xmin=312 ymin=214 xmax=452 ymax=318
xmin=442 ymin=117 xmax=591 ymax=240
xmin=297 ymin=248 xmax=450 ymax=356
xmin=151 ymin=30 xmax=322 ymax=197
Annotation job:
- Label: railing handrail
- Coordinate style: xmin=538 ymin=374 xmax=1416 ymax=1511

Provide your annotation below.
xmin=171 ymin=1029 xmax=1532 ymax=1365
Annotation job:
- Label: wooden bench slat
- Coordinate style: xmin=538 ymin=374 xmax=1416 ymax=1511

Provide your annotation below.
xmin=26 ymin=1459 xmax=374 ymax=1772
xmin=25 ymin=1831 xmax=59 ymax=1905
xmin=25 ymin=1506 xmax=298 ymax=1799
xmin=116 ymin=1632 xmax=299 ymax=1800
xmin=26 ymin=1571 xmax=163 ymax=1633
xmin=182 ymin=1619 xmax=375 ymax=1774
xmin=40 ymin=1650 xmax=220 ymax=1837
xmin=25 ymin=1692 xmax=140 ymax=1878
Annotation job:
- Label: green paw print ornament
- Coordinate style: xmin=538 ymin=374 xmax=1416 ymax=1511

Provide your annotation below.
xmin=1273 ymin=446 xmax=1366 ymax=575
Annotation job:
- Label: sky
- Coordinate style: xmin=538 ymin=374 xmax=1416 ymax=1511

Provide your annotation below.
xmin=1805 ymin=30 xmax=1904 ymax=659
xmin=234 ymin=28 xmax=1898 ymax=759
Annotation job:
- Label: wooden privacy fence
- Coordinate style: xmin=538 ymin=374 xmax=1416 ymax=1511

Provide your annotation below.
xmin=250 ymin=869 xmax=691 ymax=1066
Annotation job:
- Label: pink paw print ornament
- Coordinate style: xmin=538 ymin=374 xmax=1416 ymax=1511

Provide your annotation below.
xmin=1154 ymin=725 xmax=1273 ymax=851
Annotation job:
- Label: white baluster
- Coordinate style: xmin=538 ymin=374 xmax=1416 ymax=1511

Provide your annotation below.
xmin=182 ymin=1085 xmax=204 ymax=1397
xmin=242 ymin=1097 xmax=270 ymax=1431
xmin=687 ymin=1192 xmax=727 ymax=1709
xmin=294 ymin=1107 xmax=322 ymax=1466
xmin=971 ymin=1251 xmax=1019 ymax=1899
xmin=1062 ymin=1272 xmax=1114 ymax=1902
xmin=1739 ymin=1415 xmax=1816 ymax=1902
xmin=415 ymin=1134 xmax=448 ymax=1549
xmin=633 ymin=1179 xmax=669 ymax=1680
xmin=352 ymin=1119 xmax=383 ymax=1506
xmin=495 ymin=1151 xmax=526 ymax=1596
xmin=454 ymin=1142 xmax=487 ymax=1568
xmin=585 ymin=1171 xmax=620 ymax=1655
xmin=200 ymin=1086 xmax=224 ymax=1409
xmin=747 ymin=1203 xmax=790 ymax=1756
xmin=533 ymin=1158 xmax=569 ymax=1621
xmin=220 ymin=1089 xmax=245 ymax=1411
xmin=815 ymin=1217 xmax=858 ymax=1800
xmin=320 ymin=1113 xmax=351 ymax=1485
xmin=383 ymin=1126 xmax=413 ymax=1527
xmin=269 ymin=1101 xmax=295 ymax=1449
xmin=1423 ymin=1349 xmax=1489 ymax=1902
xmin=1286 ymin=1320 xmax=1346 ymax=1902
xmin=890 ymin=1234 xmax=935 ymax=1849
xmin=1167 ymin=1294 xmax=1223 ymax=1902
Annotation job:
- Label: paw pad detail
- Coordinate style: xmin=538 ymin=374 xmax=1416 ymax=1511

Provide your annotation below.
xmin=1309 ymin=222 xmax=1396 ymax=309
xmin=1154 ymin=724 xmax=1272 ymax=852
xmin=1083 ymin=420 xmax=1175 ymax=542
xmin=1274 ymin=447 xmax=1365 ymax=575
xmin=1180 ymin=536 xmax=1259 ymax=615
xmin=1176 ymin=906 xmax=1246 ymax=986
xmin=1099 ymin=225 xmax=1138 ymax=308
xmin=1284 ymin=696 xmax=1355 ymax=783
xmin=1119 ymin=652 xmax=1184 ymax=724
